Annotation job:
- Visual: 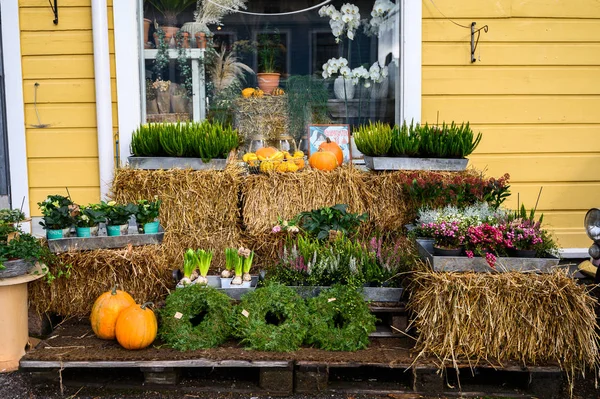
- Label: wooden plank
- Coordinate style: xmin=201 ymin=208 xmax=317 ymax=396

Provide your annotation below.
xmin=553 ymin=230 xmax=590 ymax=248
xmin=422 ymin=67 xmax=600 ymax=95
xmin=27 ymin=158 xmax=100 ymax=187
xmin=20 ymin=359 xmax=291 ymax=369
xmin=19 ymin=0 xmax=111 ymax=6
xmin=512 ymin=0 xmax=600 ymax=18
xmin=468 ymin=154 xmax=600 ymax=183
xmin=23 ymin=79 xmax=117 ymax=104
xmin=505 ymin=183 xmax=600 ymax=211
xmin=422 ymin=0 xmax=512 ymax=18
xmin=533 ymin=211 xmax=588 ymax=229
xmin=20 ymin=31 xmax=115 ymax=56
xmin=26 ymin=129 xmax=98 ymax=158
xmin=423 ymin=19 xmax=600 ymax=42
xmin=24 ymin=103 xmax=119 ymax=129
xmin=22 ymin=55 xmax=116 ymax=79
xmin=472 ymin=125 xmax=600 ymax=154
xmin=19 ymin=6 xmax=99 ymax=31
xmin=423 ymin=43 xmax=600 ymax=66
xmin=422 ymin=96 xmax=600 ymax=124
xmin=29 ymin=188 xmax=100 ymax=216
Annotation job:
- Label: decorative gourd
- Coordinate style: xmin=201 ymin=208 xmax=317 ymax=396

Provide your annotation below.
xmin=252 ymin=89 xmax=265 ymax=98
xmin=115 ymin=302 xmax=157 ymax=350
xmin=272 ymin=87 xmax=285 ymax=96
xmin=241 ymin=88 xmax=255 ymax=98
xmin=318 ymin=138 xmax=343 ymax=166
xmin=90 ymin=286 xmax=136 ymax=340
xmin=255 ymin=146 xmax=279 ymax=159
xmin=309 ymin=150 xmax=339 ymax=171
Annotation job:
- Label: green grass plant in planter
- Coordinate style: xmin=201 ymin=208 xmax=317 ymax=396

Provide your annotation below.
xmin=135 ymin=198 xmax=161 ymax=234
xmin=100 ymin=201 xmax=137 ymax=236
xmin=189 ymin=120 xmax=239 ymax=163
xmin=38 ymin=195 xmax=76 ymax=239
xmin=306 ymin=285 xmax=376 ymax=351
xmin=418 ymin=121 xmax=482 ymax=159
xmin=231 ymin=283 xmax=310 ymax=352
xmin=390 ymin=120 xmax=420 ymax=157
xmin=75 ymin=204 xmax=105 ymax=237
xmin=131 ymin=124 xmax=164 ymax=157
xmin=159 ymin=285 xmax=234 ymax=351
xmin=353 ymin=121 xmax=392 ymax=157
xmin=159 ymin=123 xmax=190 ymax=157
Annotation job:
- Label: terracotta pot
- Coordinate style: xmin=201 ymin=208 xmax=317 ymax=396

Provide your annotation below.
xmin=146 ymin=98 xmax=159 ymax=114
xmin=195 ymin=32 xmax=207 ymax=49
xmin=143 ymin=18 xmax=151 ymax=49
xmin=156 ymin=90 xmax=171 ymax=114
xmin=153 ymin=26 xmax=184 ymax=48
xmin=171 ymin=94 xmax=189 ymax=114
xmin=257 ymin=73 xmax=281 ymax=95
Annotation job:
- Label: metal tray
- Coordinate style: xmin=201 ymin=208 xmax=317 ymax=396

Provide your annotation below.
xmin=363 ymin=156 xmax=468 ymax=171
xmin=47 ymin=226 xmax=164 ymax=253
xmin=128 ymin=157 xmax=227 ymax=170
xmin=416 ymin=239 xmax=560 ymax=273
xmin=287 ymin=286 xmax=404 ymax=302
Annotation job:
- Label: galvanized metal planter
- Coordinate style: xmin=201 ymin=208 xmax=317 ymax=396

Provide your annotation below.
xmin=47 ymin=226 xmax=164 ymax=253
xmin=363 ymin=156 xmax=468 ymax=171
xmin=0 ymin=259 xmax=35 ymax=279
xmin=416 ymin=239 xmax=560 ymax=273
xmin=287 ymin=285 xmax=404 ymax=302
xmin=128 ymin=157 xmax=227 ymax=171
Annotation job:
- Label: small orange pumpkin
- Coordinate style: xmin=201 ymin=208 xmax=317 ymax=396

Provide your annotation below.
xmin=255 ymin=146 xmax=279 ymax=159
xmin=318 ymin=137 xmax=343 ymax=166
xmin=115 ymin=302 xmax=157 ymax=350
xmin=309 ymin=150 xmax=339 ymax=171
xmin=90 ymin=286 xmax=136 ymax=340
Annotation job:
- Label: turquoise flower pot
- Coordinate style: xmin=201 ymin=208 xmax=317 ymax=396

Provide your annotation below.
xmin=106 ymin=224 xmax=127 ymax=236
xmin=143 ymin=221 xmax=159 ymax=234
xmin=46 ymin=229 xmax=63 ymax=240
xmin=76 ymin=227 xmax=91 ymax=238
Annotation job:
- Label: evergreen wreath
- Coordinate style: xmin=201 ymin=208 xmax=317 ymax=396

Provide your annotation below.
xmin=306 ymin=284 xmax=377 ymax=351
xmin=159 ymin=285 xmax=234 ymax=351
xmin=232 ymin=283 xmax=310 ymax=352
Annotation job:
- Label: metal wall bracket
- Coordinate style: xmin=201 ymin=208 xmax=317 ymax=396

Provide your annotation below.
xmin=470 ymin=22 xmax=488 ymax=63
xmin=49 ymin=0 xmax=58 ymax=25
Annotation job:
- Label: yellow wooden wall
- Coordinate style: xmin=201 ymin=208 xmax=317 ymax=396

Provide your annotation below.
xmin=422 ymin=0 xmax=600 ymax=248
xmin=19 ymin=0 xmax=118 ymax=216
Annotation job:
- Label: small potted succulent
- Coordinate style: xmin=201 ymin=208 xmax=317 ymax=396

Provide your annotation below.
xmin=101 ymin=201 xmax=137 ymax=237
xmin=38 ymin=195 xmax=77 ymax=239
xmin=135 ymin=198 xmax=162 ymax=234
xmin=75 ymin=204 xmax=106 ymax=237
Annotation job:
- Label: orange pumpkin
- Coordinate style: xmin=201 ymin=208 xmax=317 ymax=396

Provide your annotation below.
xmin=309 ymin=150 xmax=339 ymax=171
xmin=318 ymin=137 xmax=343 ymax=166
xmin=255 ymin=146 xmax=279 ymax=159
xmin=90 ymin=286 xmax=136 ymax=340
xmin=115 ymin=302 xmax=157 ymax=350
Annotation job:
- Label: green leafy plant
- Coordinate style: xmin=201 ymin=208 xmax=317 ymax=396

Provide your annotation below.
xmin=0 ymin=209 xmax=25 ymax=225
xmin=286 ymin=75 xmax=330 ymax=142
xmin=353 ymin=121 xmax=392 ymax=156
xmin=100 ymin=201 xmax=137 ymax=226
xmin=175 ymin=30 xmax=192 ymax=97
xmin=153 ymin=28 xmax=170 ymax=78
xmin=299 ymin=204 xmax=368 ymax=240
xmin=0 ymin=233 xmax=51 ymax=270
xmin=147 ymin=0 xmax=196 ymax=26
xmin=75 ymin=204 xmax=106 ymax=228
xmin=135 ymin=198 xmax=161 ymax=225
xmin=38 ymin=195 xmax=76 ymax=230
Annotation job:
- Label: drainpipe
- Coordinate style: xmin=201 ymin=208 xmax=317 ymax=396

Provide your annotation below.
xmin=91 ymin=0 xmax=114 ymax=200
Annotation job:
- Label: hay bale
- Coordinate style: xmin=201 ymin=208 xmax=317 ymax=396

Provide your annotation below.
xmin=408 ymin=271 xmax=600 ymax=388
xmin=233 ymin=96 xmax=289 ymax=142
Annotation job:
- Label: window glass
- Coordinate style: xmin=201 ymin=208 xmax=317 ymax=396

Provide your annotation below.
xmin=141 ymin=0 xmax=399 ymax=148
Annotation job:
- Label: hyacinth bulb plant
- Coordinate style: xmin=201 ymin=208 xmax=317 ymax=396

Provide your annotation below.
xmin=181 ymin=248 xmax=198 ymax=286
xmin=195 ymin=249 xmax=213 ymax=285
xmin=222 ymin=247 xmax=239 ymax=278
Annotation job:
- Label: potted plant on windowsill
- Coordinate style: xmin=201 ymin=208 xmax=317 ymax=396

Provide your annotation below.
xmin=147 ymin=0 xmax=196 ymax=47
xmin=37 ymin=195 xmax=77 ymax=239
xmin=255 ymin=32 xmax=285 ymax=94
xmin=75 ymin=204 xmax=105 ymax=238
xmin=135 ymin=198 xmax=162 ymax=234
xmin=101 ymin=201 xmax=137 ymax=237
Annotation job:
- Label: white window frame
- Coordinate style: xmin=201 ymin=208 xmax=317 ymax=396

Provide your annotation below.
xmin=113 ymin=0 xmax=422 ymax=163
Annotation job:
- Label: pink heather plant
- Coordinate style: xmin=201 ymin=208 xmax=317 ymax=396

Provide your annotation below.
xmin=464 ymin=223 xmax=510 ymax=268
xmin=504 ymin=219 xmax=543 ymax=251
xmin=422 ymin=220 xmax=465 ymax=249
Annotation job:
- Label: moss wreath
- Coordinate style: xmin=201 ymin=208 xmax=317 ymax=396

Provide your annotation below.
xmin=232 ymin=283 xmax=310 ymax=352
xmin=306 ymin=284 xmax=377 ymax=351
xmin=159 ymin=285 xmax=234 ymax=351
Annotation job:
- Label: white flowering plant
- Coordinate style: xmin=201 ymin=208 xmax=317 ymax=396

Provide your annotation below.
xmin=318 ymin=3 xmax=361 ymax=42
xmin=322 ymin=58 xmax=388 ymax=89
xmin=365 ymin=0 xmax=395 ymax=37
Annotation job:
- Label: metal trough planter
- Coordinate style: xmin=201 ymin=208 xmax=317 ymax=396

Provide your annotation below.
xmin=128 ymin=157 xmax=227 ymax=171
xmin=416 ymin=239 xmax=560 ymax=273
xmin=175 ymin=276 xmax=258 ymax=301
xmin=47 ymin=226 xmax=164 ymax=253
xmin=287 ymin=285 xmax=404 ymax=302
xmin=363 ymin=156 xmax=468 ymax=171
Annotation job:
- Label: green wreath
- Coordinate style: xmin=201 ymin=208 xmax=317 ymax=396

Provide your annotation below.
xmin=232 ymin=283 xmax=310 ymax=352
xmin=306 ymin=285 xmax=377 ymax=351
xmin=159 ymin=285 xmax=233 ymax=351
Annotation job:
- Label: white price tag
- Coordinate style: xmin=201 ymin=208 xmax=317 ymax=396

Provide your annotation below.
xmin=241 ymin=309 xmax=250 ymax=318
xmin=174 ymin=312 xmax=183 ymax=319
xmin=327 ymin=298 xmax=336 ymax=303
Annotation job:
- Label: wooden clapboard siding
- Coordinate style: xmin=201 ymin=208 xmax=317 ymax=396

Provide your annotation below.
xmin=19 ymin=0 xmax=118 ymax=215
xmin=422 ymin=0 xmax=600 ymax=248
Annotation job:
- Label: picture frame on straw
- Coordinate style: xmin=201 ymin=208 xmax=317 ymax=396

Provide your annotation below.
xmin=307 ymin=124 xmax=351 ymax=164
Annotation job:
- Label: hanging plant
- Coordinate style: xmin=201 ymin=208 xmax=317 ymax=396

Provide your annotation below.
xmin=153 ymin=28 xmax=170 ymax=80
xmin=175 ymin=30 xmax=193 ymax=98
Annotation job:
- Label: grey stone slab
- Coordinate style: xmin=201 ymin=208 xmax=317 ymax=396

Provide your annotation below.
xmin=47 ymin=226 xmax=164 ymax=253
xmin=416 ymin=239 xmax=560 ymax=273
xmin=364 ymin=156 xmax=468 ymax=171
xmin=128 ymin=156 xmax=227 ymax=170
xmin=0 ymin=259 xmax=34 ymax=278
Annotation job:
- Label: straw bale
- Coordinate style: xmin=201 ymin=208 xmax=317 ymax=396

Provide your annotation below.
xmin=233 ymin=96 xmax=289 ymax=141
xmin=408 ymin=271 xmax=600 ymax=389
xmin=29 ymin=246 xmax=171 ymax=317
